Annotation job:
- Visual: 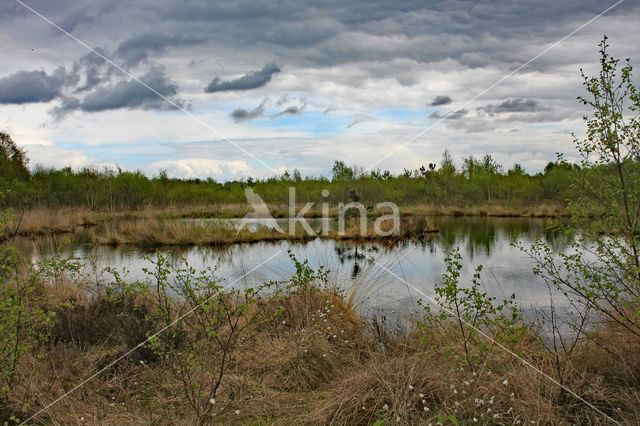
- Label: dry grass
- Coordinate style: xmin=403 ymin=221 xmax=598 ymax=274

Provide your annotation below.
xmin=93 ymin=218 xmax=313 ymax=247
xmin=6 ymin=208 xmax=96 ymax=237
xmin=5 ymin=281 xmax=640 ymax=425
xmin=400 ymin=202 xmax=568 ymax=218
xmin=76 ymin=214 xmax=439 ymax=247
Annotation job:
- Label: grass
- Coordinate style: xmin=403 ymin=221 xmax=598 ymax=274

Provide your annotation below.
xmin=90 ymin=216 xmax=441 ymax=247
xmin=399 ymin=202 xmax=568 ymax=218
xmin=4 ymin=272 xmax=639 ymax=425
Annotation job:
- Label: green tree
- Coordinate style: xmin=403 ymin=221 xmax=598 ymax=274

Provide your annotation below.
xmin=439 ymin=150 xmax=456 ymax=176
xmin=0 ymin=132 xmax=28 ymax=174
xmin=331 ymin=160 xmax=355 ymax=181
xmin=525 ymin=36 xmax=640 ymax=341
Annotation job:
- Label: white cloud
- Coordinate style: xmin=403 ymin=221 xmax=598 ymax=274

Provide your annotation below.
xmin=145 ymin=158 xmax=254 ymax=180
xmin=24 ymin=144 xmax=115 ymax=171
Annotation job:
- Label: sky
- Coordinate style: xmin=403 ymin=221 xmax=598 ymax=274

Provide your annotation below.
xmin=1 ymin=0 xmax=639 ymax=180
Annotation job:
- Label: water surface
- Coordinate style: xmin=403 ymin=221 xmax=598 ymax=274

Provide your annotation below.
xmin=28 ymin=217 xmax=575 ymax=323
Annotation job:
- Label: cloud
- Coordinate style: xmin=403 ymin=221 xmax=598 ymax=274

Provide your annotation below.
xmin=430 ymin=95 xmax=452 ymax=106
xmin=25 ymin=143 xmax=115 ymax=171
xmin=53 ymin=65 xmax=181 ymax=117
xmin=429 ymin=109 xmax=468 ymax=120
xmin=114 ymin=33 xmax=204 ymax=68
xmin=276 ymin=94 xmax=290 ymax=105
xmin=70 ymin=49 xmax=113 ymax=93
xmin=81 ymin=66 xmax=179 ymax=111
xmin=1 ymin=39 xmax=185 ymax=119
xmin=272 ymin=99 xmax=307 ymax=119
xmin=230 ymin=99 xmax=267 ymax=122
xmin=272 ymin=105 xmax=304 ymax=118
xmin=0 ymin=68 xmax=68 ymax=104
xmin=67 ymin=33 xmax=200 ymax=96
xmin=205 ymin=62 xmax=280 ymax=93
xmin=114 ymin=33 xmax=175 ymax=67
xmin=477 ymin=98 xmax=542 ymax=116
xmin=346 ymin=113 xmax=376 ymax=128
xmin=146 ymin=158 xmax=252 ymax=180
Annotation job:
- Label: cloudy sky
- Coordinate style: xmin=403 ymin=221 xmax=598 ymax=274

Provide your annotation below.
xmin=1 ymin=0 xmax=638 ymax=180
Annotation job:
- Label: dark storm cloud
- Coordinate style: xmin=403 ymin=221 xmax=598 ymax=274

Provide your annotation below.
xmin=429 ymin=109 xmax=468 ymax=120
xmin=0 ymin=68 xmax=67 ymax=104
xmin=477 ymin=98 xmax=542 ymax=116
xmin=80 ymin=66 xmax=179 ymax=111
xmin=53 ymin=65 xmax=181 ymax=118
xmin=430 ymin=95 xmax=452 ymax=106
xmin=9 ymin=1 xmax=634 ymax=76
xmin=70 ymin=49 xmax=112 ymax=92
xmin=231 ymin=100 xmax=267 ymax=122
xmin=2 ymin=0 xmax=637 ymax=124
xmin=0 ymin=31 xmax=187 ymax=118
xmin=6 ymin=1 xmax=636 ymax=71
xmin=66 ymin=33 xmax=202 ymax=95
xmin=114 ymin=33 xmax=204 ymax=68
xmin=114 ymin=33 xmax=176 ymax=67
xmin=205 ymin=63 xmax=281 ymax=93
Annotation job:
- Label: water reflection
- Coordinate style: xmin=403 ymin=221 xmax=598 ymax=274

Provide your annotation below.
xmin=432 ymin=216 xmax=570 ymax=258
xmin=21 ymin=217 xmax=575 ymax=321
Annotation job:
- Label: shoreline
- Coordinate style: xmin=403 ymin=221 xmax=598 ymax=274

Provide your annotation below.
xmin=5 ymin=203 xmax=567 ymax=243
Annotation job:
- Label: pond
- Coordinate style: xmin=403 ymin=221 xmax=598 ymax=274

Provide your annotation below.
xmin=25 ymin=216 xmax=577 ymax=326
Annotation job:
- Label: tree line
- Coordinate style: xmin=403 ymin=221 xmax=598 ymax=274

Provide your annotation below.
xmin=1 ymin=131 xmax=580 ymax=210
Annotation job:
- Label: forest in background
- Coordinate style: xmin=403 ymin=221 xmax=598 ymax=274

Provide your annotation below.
xmin=1 ymin=131 xmax=577 ymax=211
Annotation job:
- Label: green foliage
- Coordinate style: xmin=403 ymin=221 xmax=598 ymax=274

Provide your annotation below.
xmin=0 ymin=129 xmax=579 ymax=210
xmin=331 ymin=160 xmax=355 ymax=181
xmin=0 ymin=208 xmax=56 ymax=422
xmin=523 ymin=36 xmax=640 ymax=341
xmin=35 ymin=240 xmax=83 ymax=289
xmin=286 ymin=249 xmax=329 ymax=289
xmin=436 ymin=413 xmax=459 ymax=425
xmin=419 ymin=248 xmax=525 ymax=368
xmin=0 ymin=132 xmax=28 ymax=174
xmin=144 ymin=252 xmax=284 ymax=424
